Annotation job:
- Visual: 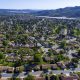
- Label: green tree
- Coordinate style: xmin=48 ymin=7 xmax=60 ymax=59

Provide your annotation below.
xmin=60 ymin=40 xmax=66 ymax=48
xmin=55 ymin=54 xmax=65 ymax=62
xmin=34 ymin=53 xmax=43 ymax=64
xmin=2 ymin=40 xmax=9 ymax=47
xmin=78 ymin=49 xmax=80 ymax=56
xmin=71 ymin=58 xmax=78 ymax=63
xmin=0 ymin=52 xmax=4 ymax=59
xmin=0 ymin=72 xmax=2 ymax=79
xmin=50 ymin=75 xmax=59 ymax=80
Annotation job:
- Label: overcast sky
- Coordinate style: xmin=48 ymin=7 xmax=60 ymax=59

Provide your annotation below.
xmin=0 ymin=0 xmax=80 ymax=9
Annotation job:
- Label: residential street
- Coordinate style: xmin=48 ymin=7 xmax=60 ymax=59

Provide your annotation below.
xmin=1 ymin=68 xmax=80 ymax=78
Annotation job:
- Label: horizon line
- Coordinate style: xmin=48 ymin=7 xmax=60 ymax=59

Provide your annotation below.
xmin=0 ymin=6 xmax=80 ymax=10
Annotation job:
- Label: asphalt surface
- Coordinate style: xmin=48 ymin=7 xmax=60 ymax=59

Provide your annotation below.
xmin=1 ymin=68 xmax=80 ymax=78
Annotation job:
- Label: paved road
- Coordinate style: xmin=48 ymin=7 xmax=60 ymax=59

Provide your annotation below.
xmin=52 ymin=68 xmax=80 ymax=74
xmin=1 ymin=68 xmax=80 ymax=78
xmin=1 ymin=72 xmax=27 ymax=78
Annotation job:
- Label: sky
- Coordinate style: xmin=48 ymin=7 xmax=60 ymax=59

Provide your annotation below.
xmin=0 ymin=0 xmax=80 ymax=10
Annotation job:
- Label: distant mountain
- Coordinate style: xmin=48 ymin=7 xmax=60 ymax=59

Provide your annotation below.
xmin=0 ymin=9 xmax=40 ymax=15
xmin=32 ymin=6 xmax=80 ymax=18
xmin=0 ymin=6 xmax=80 ymax=17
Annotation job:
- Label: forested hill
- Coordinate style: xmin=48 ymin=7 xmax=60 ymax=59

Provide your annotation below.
xmin=0 ymin=9 xmax=39 ymax=15
xmin=0 ymin=6 xmax=80 ymax=17
xmin=32 ymin=6 xmax=80 ymax=18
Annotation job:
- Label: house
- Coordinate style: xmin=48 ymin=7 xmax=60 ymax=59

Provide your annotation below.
xmin=42 ymin=42 xmax=50 ymax=48
xmin=40 ymin=36 xmax=45 ymax=41
xmin=60 ymin=28 xmax=67 ymax=36
xmin=0 ymin=66 xmax=14 ymax=73
xmin=35 ymin=77 xmax=45 ymax=80
xmin=43 ymin=56 xmax=54 ymax=62
xmin=40 ymin=64 xmax=58 ymax=70
xmin=0 ymin=43 xmax=3 ymax=47
xmin=51 ymin=64 xmax=58 ymax=70
xmin=0 ymin=36 xmax=5 ymax=41
xmin=0 ymin=66 xmax=3 ymax=72
xmin=23 ymin=56 xmax=33 ymax=61
xmin=52 ymin=44 xmax=59 ymax=50
xmin=1 ymin=66 xmax=8 ymax=72
xmin=55 ymin=49 xmax=64 ymax=54
xmin=8 ymin=41 xmax=16 ymax=47
xmin=43 ymin=48 xmax=50 ymax=53
xmin=29 ymin=71 xmax=43 ymax=77
xmin=6 ymin=57 xmax=18 ymax=62
xmin=57 ymin=62 xmax=66 ymax=69
xmin=5 ymin=53 xmax=21 ymax=62
xmin=66 ymin=37 xmax=77 ymax=43
xmin=60 ymin=74 xmax=79 ymax=80
xmin=29 ymin=43 xmax=35 ymax=48
xmin=25 ymin=44 xmax=29 ymax=47
xmin=37 ymin=43 xmax=42 ymax=47
xmin=33 ymin=65 xmax=40 ymax=71
xmin=7 ymin=67 xmax=14 ymax=73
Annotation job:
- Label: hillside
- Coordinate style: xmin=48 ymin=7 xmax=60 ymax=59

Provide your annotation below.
xmin=32 ymin=6 xmax=80 ymax=17
xmin=0 ymin=6 xmax=80 ymax=17
xmin=0 ymin=9 xmax=39 ymax=15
